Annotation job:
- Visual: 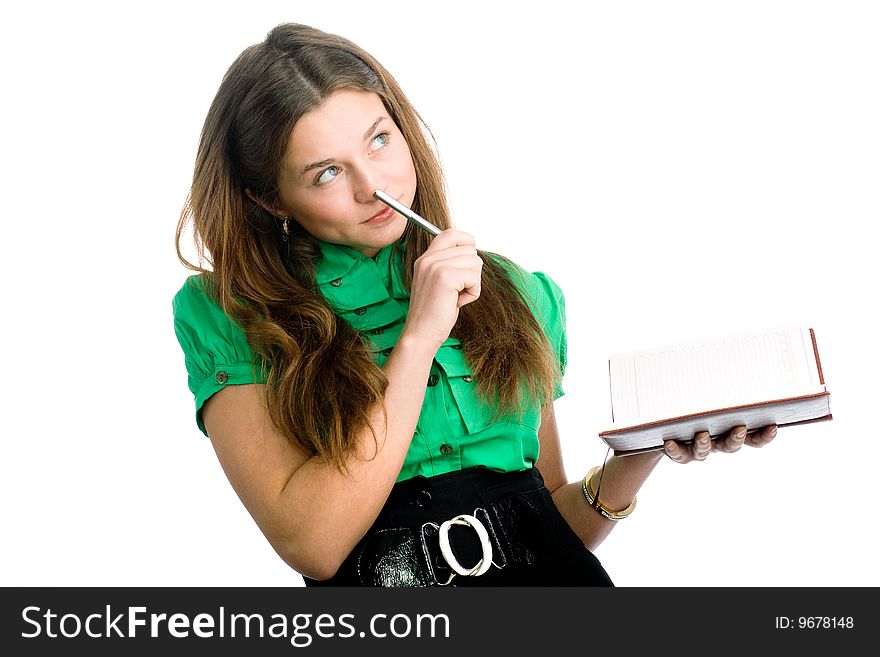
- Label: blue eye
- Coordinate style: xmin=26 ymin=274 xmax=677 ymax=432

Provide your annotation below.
xmin=371 ymin=132 xmax=390 ymax=149
xmin=316 ymin=166 xmax=340 ymax=185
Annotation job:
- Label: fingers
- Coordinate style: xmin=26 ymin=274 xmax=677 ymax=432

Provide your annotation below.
xmin=417 ymin=231 xmax=480 ymax=272
xmin=421 ymin=245 xmax=481 ymax=265
xmin=404 ymin=230 xmax=483 ymax=347
xmin=664 ymin=440 xmax=688 ymax=463
xmin=745 ymin=424 xmax=777 ymax=448
xmin=665 ymin=425 xmax=778 ymax=464
xmin=691 ymin=432 xmax=712 ymax=461
xmin=415 ymin=231 xmax=482 ymax=306
xmin=425 ymin=250 xmax=482 ymax=305
xmin=664 ymin=431 xmax=711 ymax=464
xmin=714 ymin=426 xmax=747 ymax=453
xmin=425 ymin=229 xmax=476 ymax=251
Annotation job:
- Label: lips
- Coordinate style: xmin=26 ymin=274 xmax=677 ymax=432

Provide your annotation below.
xmin=365 ymin=204 xmax=396 ymax=223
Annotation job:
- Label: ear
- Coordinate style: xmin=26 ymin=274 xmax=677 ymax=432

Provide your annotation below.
xmin=245 ymin=188 xmax=288 ymax=219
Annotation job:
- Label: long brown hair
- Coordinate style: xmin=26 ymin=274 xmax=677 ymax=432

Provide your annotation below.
xmin=176 ymin=23 xmax=559 ymax=470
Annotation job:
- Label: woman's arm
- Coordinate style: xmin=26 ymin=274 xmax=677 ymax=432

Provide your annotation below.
xmin=537 ymin=403 xmax=777 ymax=551
xmin=201 ymin=230 xmax=482 ymax=581
xmin=203 ymin=332 xmax=436 ymax=580
xmin=536 ymin=403 xmax=663 ymax=550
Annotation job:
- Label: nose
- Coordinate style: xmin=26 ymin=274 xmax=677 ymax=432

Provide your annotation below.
xmin=351 ymin=165 xmax=383 ymax=204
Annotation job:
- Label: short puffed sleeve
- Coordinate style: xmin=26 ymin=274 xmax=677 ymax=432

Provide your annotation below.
xmin=494 ymin=257 xmax=568 ymax=399
xmin=172 ymin=275 xmax=268 ymax=435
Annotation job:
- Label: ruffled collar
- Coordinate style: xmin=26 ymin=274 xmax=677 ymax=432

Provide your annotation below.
xmin=314 ymin=239 xmax=410 ymax=310
xmin=313 ymin=237 xmax=467 ymax=374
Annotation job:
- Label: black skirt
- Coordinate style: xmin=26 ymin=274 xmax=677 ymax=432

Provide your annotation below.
xmin=304 ymin=466 xmax=614 ymax=587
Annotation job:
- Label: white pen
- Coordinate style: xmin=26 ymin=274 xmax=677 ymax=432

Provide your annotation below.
xmin=373 ymin=190 xmax=443 ymax=236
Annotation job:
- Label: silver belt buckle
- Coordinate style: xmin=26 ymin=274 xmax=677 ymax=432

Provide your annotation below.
xmin=424 ymin=511 xmax=494 ymax=586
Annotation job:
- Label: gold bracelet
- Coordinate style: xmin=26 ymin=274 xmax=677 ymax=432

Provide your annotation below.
xmin=581 ymin=465 xmax=637 ymax=520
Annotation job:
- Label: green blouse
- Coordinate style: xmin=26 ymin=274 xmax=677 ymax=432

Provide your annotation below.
xmin=172 ymin=240 xmax=567 ymax=482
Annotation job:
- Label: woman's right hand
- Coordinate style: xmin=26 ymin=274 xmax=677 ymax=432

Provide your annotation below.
xmin=401 ymin=229 xmax=482 ymax=351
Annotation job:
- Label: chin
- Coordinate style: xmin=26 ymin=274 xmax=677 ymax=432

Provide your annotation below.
xmin=379 ymin=215 xmax=408 ymax=242
xmin=355 ymin=219 xmax=406 ymax=255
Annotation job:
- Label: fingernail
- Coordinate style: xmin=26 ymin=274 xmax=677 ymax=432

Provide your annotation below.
xmin=769 ymin=426 xmax=778 ymax=437
xmin=735 ymin=428 xmax=747 ymax=439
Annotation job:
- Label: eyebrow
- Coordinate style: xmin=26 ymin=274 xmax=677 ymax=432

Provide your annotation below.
xmin=299 ymin=116 xmax=387 ymax=178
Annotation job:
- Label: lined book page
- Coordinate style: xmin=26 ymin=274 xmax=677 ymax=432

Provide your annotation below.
xmin=609 ymin=327 xmax=824 ymax=425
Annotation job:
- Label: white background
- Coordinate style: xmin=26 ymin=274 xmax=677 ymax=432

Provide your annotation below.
xmin=2 ymin=0 xmax=877 ymax=587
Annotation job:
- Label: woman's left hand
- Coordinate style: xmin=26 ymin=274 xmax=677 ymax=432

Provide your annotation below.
xmin=664 ymin=425 xmax=777 ymax=464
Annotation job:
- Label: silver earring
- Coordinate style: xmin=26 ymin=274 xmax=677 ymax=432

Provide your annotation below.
xmin=281 ymin=217 xmax=290 ymax=241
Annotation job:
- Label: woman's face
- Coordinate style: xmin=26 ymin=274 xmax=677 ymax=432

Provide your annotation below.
xmin=273 ymin=88 xmax=417 ymax=257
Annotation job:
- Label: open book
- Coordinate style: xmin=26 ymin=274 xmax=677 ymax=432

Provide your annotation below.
xmin=598 ymin=327 xmax=832 ymax=456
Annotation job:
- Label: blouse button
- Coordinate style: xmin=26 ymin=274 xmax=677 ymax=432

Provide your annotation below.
xmin=462 ymin=375 xmax=474 ymax=383
xmin=439 ymin=443 xmax=454 ymax=456
xmin=451 ymin=344 xmax=463 ymax=350
xmin=354 ymin=307 xmax=367 ymax=316
xmin=215 ymin=371 xmax=229 ymax=384
xmin=427 ymin=374 xmax=439 ymax=387
xmin=330 ymin=278 xmax=343 ymax=287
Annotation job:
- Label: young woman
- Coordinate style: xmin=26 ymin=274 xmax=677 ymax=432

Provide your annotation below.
xmin=172 ymin=23 xmax=777 ymax=586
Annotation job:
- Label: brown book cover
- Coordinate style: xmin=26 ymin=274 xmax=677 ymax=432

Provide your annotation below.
xmin=598 ymin=327 xmax=832 ymax=455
